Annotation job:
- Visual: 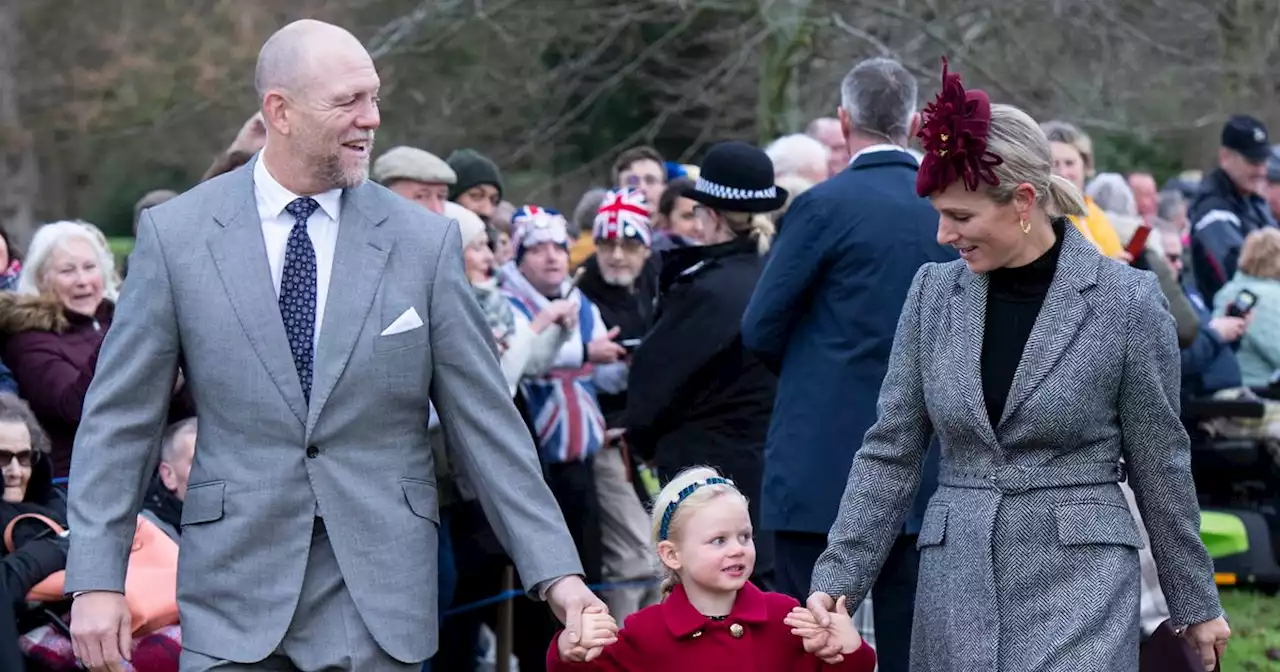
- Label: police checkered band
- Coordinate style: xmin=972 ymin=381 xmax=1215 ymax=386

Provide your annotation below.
xmin=695 ymin=177 xmax=777 ymax=202
xmin=593 ymin=188 xmax=652 ymax=247
xmin=511 ymin=205 xmax=570 ymax=252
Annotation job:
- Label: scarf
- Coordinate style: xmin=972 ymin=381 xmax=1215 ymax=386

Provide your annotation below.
xmin=472 ymin=276 xmax=515 ymax=347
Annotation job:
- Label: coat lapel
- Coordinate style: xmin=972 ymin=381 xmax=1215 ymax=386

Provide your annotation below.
xmin=207 ymin=161 xmax=309 ymax=426
xmin=998 ymin=225 xmax=1098 ymax=428
xmin=306 ymin=182 xmax=391 ymax=433
xmin=950 ymin=269 xmax=999 ymax=448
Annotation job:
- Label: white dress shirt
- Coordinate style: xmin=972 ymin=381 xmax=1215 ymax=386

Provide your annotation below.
xmin=253 ymin=158 xmax=343 ymax=345
xmin=850 ymin=143 xmax=910 ymax=165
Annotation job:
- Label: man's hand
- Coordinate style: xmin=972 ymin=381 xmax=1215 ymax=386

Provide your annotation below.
xmin=588 ymin=327 xmax=627 ymax=364
xmin=1210 ymin=316 xmax=1247 ymax=343
xmin=802 ymin=591 xmax=845 ymax=662
xmin=70 ymin=591 xmax=131 ymax=671
xmin=1184 ymin=617 xmax=1230 ymax=670
xmin=547 ymin=576 xmax=611 ymax=661
xmin=557 ymin=604 xmax=619 ymax=662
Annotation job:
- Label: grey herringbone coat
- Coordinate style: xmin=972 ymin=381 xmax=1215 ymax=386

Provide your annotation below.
xmin=811 ymin=224 xmax=1222 ymax=671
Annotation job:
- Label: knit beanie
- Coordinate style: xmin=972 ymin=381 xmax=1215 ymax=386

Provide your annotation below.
xmin=447 ymin=149 xmax=505 ymax=202
xmin=444 ymin=201 xmax=489 ymax=250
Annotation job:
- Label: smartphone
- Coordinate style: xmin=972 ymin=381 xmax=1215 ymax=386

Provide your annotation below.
xmin=1227 ymin=289 xmax=1258 ymax=318
xmin=1126 ymin=225 xmax=1152 ymax=260
xmin=619 ymin=338 xmax=642 ymax=353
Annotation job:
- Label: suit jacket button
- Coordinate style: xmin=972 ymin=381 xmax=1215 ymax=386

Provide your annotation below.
xmin=729 ymin=623 xmax=744 ymax=638
xmin=691 ymin=630 xmax=702 ymax=638
xmin=306 ymin=445 xmax=319 ymax=458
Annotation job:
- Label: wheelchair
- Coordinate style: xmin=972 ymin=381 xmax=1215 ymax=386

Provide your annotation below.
xmin=1185 ymin=382 xmax=1280 ymax=594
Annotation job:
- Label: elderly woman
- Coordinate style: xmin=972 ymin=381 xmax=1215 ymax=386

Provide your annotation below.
xmin=1214 ymin=228 xmax=1280 ymax=388
xmin=0 ymin=221 xmax=187 ymax=478
xmin=807 ymin=62 xmax=1228 ymax=671
xmin=0 ymin=393 xmax=68 ymax=669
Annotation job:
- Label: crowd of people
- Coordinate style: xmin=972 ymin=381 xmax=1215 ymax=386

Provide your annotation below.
xmin=0 ymin=17 xmax=1273 ymax=672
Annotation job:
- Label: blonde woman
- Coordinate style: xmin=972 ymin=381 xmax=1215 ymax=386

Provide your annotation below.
xmin=808 ymin=61 xmax=1227 ymax=670
xmin=1214 ymin=228 xmax=1280 ymax=387
xmin=626 ymin=141 xmax=782 ymax=586
xmin=1041 ymin=120 xmax=1128 ymax=260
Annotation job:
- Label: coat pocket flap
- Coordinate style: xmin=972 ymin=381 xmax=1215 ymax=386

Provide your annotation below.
xmin=916 ymin=503 xmax=949 ymax=549
xmin=401 ymin=478 xmax=440 ymax=524
xmin=181 ymin=481 xmax=226 ymax=526
xmin=1055 ymin=501 xmax=1145 ymax=549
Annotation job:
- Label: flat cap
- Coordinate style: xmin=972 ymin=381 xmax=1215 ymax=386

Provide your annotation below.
xmin=373 ymin=146 xmax=457 ymax=185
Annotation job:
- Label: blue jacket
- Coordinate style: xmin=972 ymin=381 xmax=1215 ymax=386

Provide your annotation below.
xmin=1180 ymin=280 xmax=1242 ymax=398
xmin=742 ymin=149 xmax=958 ymax=536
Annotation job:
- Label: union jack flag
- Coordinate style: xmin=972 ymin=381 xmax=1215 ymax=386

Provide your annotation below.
xmin=512 ymin=205 xmax=570 ymax=251
xmin=504 ymin=292 xmax=606 ymax=463
xmin=593 ymin=188 xmax=652 ymax=246
xmin=521 ymin=369 xmax=607 ymax=463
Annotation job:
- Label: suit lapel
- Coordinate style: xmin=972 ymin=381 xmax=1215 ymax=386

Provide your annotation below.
xmin=207 ymin=162 xmax=309 ymax=426
xmin=306 ymin=183 xmax=390 ymax=432
xmin=998 ymin=225 xmax=1098 ymax=428
xmin=951 ymin=269 xmax=999 ymax=448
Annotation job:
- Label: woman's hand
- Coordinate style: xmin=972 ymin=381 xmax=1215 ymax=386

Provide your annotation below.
xmin=786 ymin=595 xmax=862 ymax=665
xmin=531 ymin=300 xmax=577 ymax=334
xmin=1183 ymin=617 xmax=1229 ymax=670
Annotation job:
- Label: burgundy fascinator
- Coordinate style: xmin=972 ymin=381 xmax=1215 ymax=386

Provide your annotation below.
xmin=915 ymin=57 xmax=1004 ymax=197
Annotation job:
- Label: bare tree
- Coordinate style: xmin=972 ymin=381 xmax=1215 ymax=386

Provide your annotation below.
xmin=0 ymin=0 xmax=38 ymax=248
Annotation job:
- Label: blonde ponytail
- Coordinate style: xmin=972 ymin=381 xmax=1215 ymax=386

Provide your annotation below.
xmin=1047 ymin=174 xmax=1087 ymax=218
xmin=748 ymin=214 xmax=775 ymax=255
xmin=721 ymin=211 xmax=776 ymax=255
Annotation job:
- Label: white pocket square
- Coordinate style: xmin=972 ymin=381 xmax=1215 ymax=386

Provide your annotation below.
xmin=380 ymin=307 xmax=424 ymax=336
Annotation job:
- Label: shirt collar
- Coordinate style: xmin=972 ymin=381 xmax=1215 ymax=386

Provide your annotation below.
xmin=849 ymin=143 xmax=908 ymax=165
xmin=661 ymin=581 xmax=768 ymax=638
xmin=253 ymin=154 xmax=343 ymax=222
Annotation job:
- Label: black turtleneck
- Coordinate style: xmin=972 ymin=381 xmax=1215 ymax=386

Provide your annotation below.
xmin=981 ymin=218 xmax=1066 ymax=426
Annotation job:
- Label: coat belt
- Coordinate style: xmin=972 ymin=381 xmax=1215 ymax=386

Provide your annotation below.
xmin=938 ymin=462 xmax=1127 ymax=495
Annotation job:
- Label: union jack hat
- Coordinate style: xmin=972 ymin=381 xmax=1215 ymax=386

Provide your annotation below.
xmin=511 ymin=205 xmax=570 ymax=258
xmin=592 ymin=188 xmax=652 ymax=247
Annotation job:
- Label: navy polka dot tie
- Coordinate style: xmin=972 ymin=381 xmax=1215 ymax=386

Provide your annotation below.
xmin=281 ymin=197 xmax=319 ymax=403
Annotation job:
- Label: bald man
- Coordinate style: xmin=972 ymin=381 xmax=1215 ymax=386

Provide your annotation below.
xmin=64 ymin=19 xmax=601 ymax=672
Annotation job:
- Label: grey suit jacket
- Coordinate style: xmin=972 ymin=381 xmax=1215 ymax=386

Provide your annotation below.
xmin=812 ymin=223 xmax=1221 ymax=670
xmin=64 ymin=160 xmax=582 ymax=664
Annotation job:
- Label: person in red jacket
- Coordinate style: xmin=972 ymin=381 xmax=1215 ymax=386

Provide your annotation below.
xmin=548 ymin=467 xmax=876 ymax=671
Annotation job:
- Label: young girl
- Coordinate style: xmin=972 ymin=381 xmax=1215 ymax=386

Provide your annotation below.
xmin=548 ymin=467 xmax=876 ymax=670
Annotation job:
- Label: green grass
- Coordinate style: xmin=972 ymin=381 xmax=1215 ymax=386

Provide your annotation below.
xmin=1221 ymin=588 xmax=1280 ymax=670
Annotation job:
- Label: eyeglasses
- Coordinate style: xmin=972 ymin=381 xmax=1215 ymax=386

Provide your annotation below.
xmin=0 ymin=450 xmax=34 ymax=467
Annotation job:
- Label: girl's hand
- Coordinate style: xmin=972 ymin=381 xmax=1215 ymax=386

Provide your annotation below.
xmin=557 ymin=605 xmax=619 ymax=662
xmin=785 ymin=595 xmax=863 ymax=665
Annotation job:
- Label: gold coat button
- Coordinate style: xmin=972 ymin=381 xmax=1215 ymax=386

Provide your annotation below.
xmin=729 ymin=623 xmax=744 ymax=638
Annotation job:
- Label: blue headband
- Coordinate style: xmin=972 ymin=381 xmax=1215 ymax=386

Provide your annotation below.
xmin=658 ymin=477 xmax=734 ymax=541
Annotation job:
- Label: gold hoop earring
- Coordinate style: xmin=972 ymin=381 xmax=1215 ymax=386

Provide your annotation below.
xmin=1020 ymin=217 xmax=1031 ymax=234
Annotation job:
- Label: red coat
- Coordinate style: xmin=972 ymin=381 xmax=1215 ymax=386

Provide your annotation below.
xmin=547 ymin=582 xmax=876 ymax=672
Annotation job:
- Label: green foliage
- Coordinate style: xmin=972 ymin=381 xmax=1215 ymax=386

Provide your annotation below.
xmin=1219 ymin=588 xmax=1280 ymax=670
xmin=1091 ymin=131 xmax=1190 ymax=184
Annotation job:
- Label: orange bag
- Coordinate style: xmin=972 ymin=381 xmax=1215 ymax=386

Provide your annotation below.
xmin=3 ymin=513 xmax=180 ymax=635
